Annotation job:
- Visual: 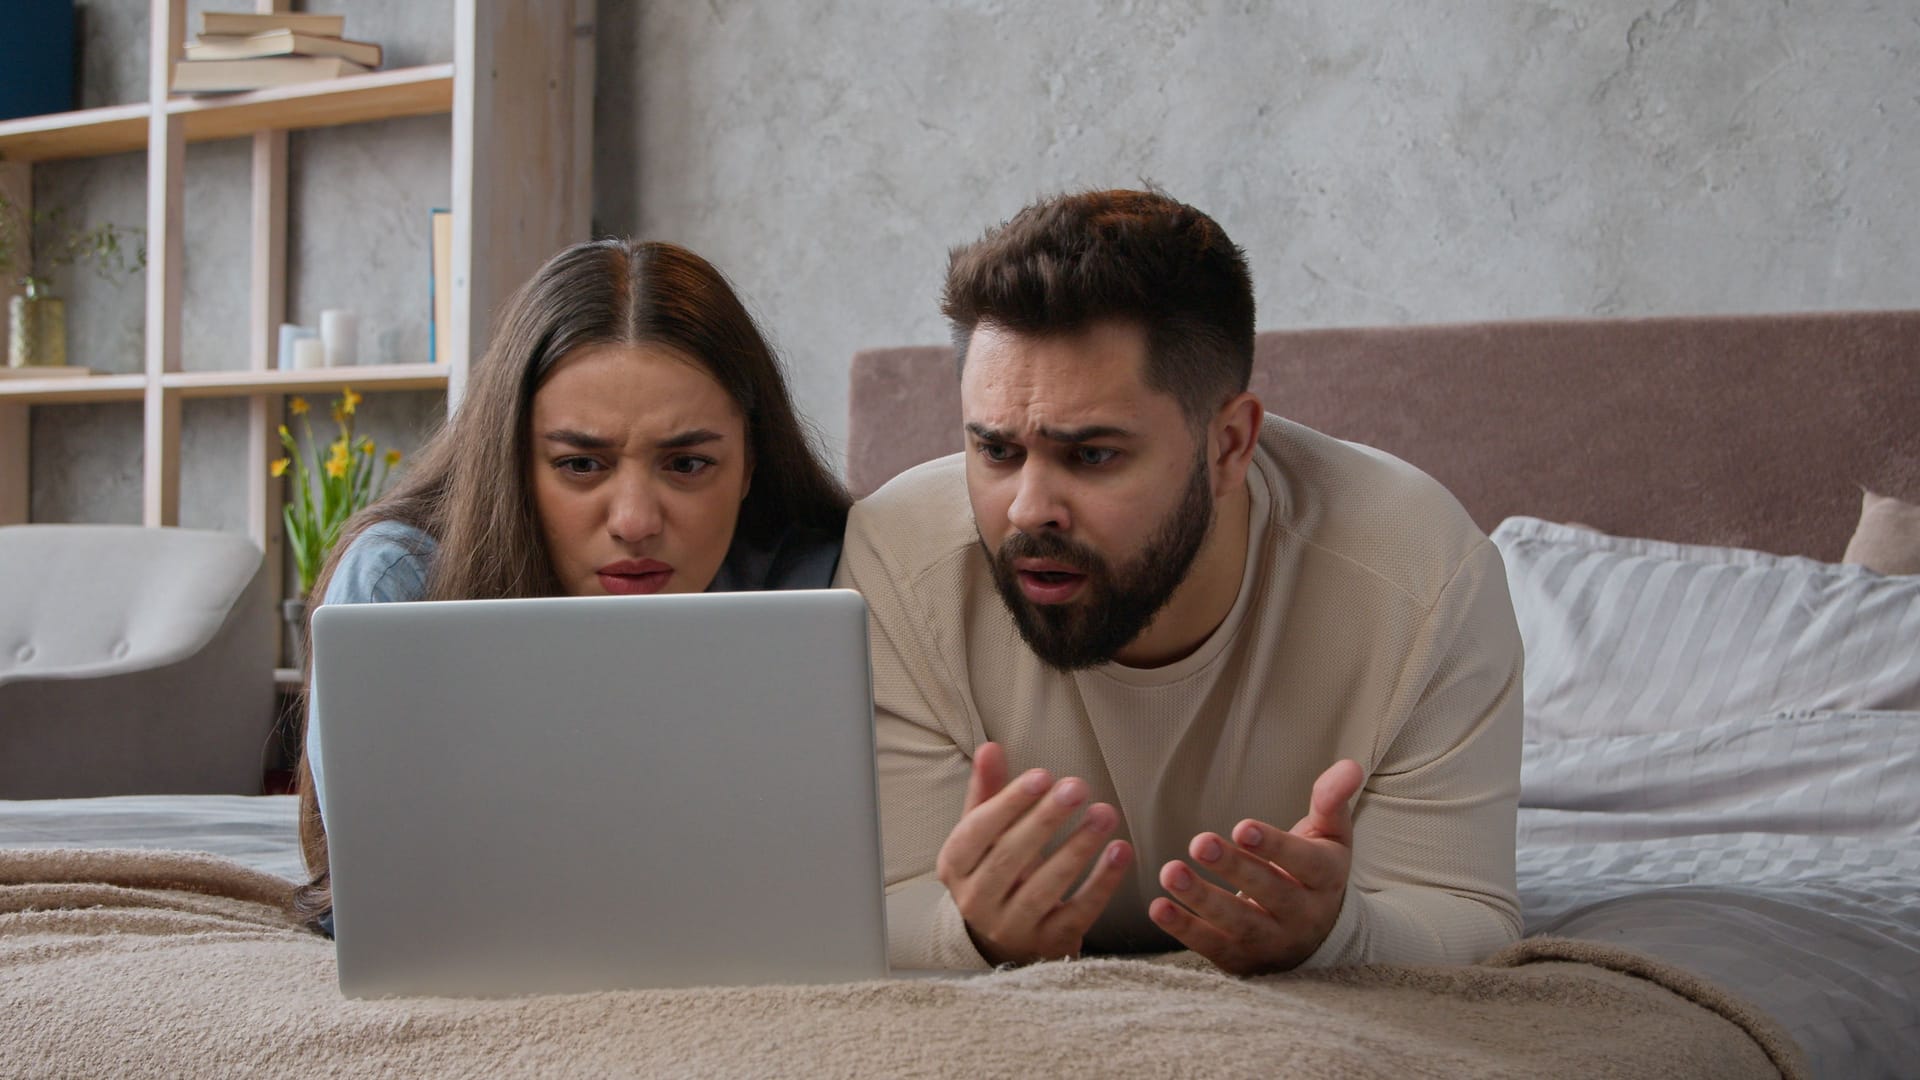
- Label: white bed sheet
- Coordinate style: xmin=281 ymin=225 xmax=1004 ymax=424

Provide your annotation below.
xmin=1518 ymin=709 xmax=1920 ymax=1079
xmin=0 ymin=794 xmax=303 ymax=881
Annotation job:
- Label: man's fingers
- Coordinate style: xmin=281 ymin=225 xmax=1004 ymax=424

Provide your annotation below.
xmin=1003 ymin=802 xmax=1122 ymax=926
xmin=1189 ymin=830 xmax=1305 ymax=906
xmin=938 ymin=764 xmax=1053 ymax=882
xmin=1156 ymin=857 xmax=1269 ymax=938
xmin=1304 ymin=759 xmax=1363 ymax=843
xmin=1147 ymin=894 xmax=1236 ymax=963
xmin=963 ymin=741 xmax=1009 ymax=816
xmin=1230 ymin=819 xmax=1344 ymax=892
xmin=971 ymin=776 xmax=1093 ymax=890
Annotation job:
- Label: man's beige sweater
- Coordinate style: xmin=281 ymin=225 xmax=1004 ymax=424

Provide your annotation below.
xmin=834 ymin=414 xmax=1524 ymax=971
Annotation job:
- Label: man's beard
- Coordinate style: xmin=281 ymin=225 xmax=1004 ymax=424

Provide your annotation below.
xmin=983 ymin=454 xmax=1214 ymax=672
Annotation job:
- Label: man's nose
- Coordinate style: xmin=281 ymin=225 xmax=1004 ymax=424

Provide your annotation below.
xmin=1005 ymin=459 xmax=1070 ymax=535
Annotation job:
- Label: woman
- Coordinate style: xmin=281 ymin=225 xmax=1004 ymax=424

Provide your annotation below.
xmin=294 ymin=239 xmax=850 ymax=931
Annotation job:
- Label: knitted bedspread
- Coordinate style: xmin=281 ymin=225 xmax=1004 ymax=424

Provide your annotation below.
xmin=0 ymin=849 xmax=1804 ymax=1079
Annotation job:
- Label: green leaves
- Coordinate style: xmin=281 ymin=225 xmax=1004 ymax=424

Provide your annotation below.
xmin=277 ymin=390 xmax=400 ymax=596
xmin=0 ymin=194 xmax=146 ymax=295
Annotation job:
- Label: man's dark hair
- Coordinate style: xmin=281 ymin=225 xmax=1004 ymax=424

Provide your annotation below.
xmin=941 ymin=189 xmax=1256 ymax=425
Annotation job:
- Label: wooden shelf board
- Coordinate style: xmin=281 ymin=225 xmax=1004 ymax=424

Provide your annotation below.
xmin=0 ymin=65 xmax=453 ymax=163
xmin=0 ymin=103 xmax=152 ymax=163
xmin=0 ymin=373 xmax=148 ymax=403
xmin=162 ymin=364 xmax=449 ymax=398
xmin=171 ymin=65 xmax=455 ymax=143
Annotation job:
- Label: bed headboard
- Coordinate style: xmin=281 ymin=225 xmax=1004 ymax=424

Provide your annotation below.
xmin=846 ymin=310 xmax=1920 ymax=561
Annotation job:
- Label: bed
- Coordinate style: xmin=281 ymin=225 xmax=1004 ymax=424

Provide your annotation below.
xmin=5 ymin=310 xmax=1916 ymax=1077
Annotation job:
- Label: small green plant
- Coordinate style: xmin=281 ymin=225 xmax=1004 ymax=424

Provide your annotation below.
xmin=273 ymin=388 xmax=404 ymax=596
xmin=0 ymin=193 xmax=146 ymax=297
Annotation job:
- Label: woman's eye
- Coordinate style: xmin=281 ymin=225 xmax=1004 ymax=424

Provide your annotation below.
xmin=556 ymin=456 xmax=603 ymax=476
xmin=666 ymin=455 xmax=714 ymax=476
xmin=1074 ymin=447 xmax=1118 ymax=467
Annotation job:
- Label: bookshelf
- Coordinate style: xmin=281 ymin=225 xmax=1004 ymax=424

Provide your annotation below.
xmin=0 ymin=0 xmax=594 ymax=656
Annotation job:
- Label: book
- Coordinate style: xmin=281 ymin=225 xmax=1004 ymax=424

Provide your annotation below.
xmin=430 ymin=208 xmax=453 ymax=365
xmin=0 ymin=0 xmax=75 ymax=121
xmin=200 ymin=11 xmax=346 ymax=38
xmin=171 ymin=56 xmax=371 ymax=93
xmin=0 ymin=365 xmax=92 ymax=379
xmin=186 ymin=30 xmax=382 ymax=69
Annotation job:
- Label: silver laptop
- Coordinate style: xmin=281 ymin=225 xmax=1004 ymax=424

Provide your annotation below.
xmin=310 ymin=588 xmax=888 ymax=998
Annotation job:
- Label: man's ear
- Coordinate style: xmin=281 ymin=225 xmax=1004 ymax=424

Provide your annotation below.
xmin=1208 ymin=392 xmax=1264 ymax=497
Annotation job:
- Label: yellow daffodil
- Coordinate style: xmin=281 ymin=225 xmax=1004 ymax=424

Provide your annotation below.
xmin=277 ymin=386 xmax=405 ymax=597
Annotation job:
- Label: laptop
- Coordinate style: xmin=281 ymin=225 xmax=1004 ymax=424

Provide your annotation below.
xmin=309 ymin=588 xmax=889 ymax=998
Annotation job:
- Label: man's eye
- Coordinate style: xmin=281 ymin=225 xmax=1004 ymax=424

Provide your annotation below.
xmin=666 ymin=455 xmax=714 ymax=476
xmin=556 ymin=456 xmax=603 ymax=476
xmin=1074 ymin=447 xmax=1118 ymax=467
xmin=977 ymin=443 xmax=1018 ymax=464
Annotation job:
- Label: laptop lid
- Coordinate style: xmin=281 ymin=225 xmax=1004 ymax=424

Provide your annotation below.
xmin=310 ymin=588 xmax=886 ymax=997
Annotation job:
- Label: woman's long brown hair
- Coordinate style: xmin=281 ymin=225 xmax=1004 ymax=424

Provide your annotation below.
xmin=292 ymin=239 xmax=850 ymax=927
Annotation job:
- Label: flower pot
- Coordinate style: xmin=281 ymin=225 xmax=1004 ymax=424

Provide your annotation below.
xmin=282 ymin=597 xmax=310 ymax=670
xmin=7 ymin=293 xmax=67 ymax=368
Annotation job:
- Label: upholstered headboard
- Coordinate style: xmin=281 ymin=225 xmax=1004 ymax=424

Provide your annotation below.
xmin=846 ymin=310 xmax=1920 ymax=561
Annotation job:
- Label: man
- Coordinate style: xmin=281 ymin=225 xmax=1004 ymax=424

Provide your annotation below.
xmin=835 ymin=189 xmax=1523 ymax=974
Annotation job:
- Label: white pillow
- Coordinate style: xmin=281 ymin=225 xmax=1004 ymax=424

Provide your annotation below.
xmin=1491 ymin=517 xmax=1920 ymax=740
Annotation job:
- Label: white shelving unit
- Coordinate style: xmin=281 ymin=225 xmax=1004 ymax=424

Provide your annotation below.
xmin=0 ymin=0 xmax=595 ymax=669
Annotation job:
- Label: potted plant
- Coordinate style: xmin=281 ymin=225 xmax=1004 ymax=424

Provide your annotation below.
xmin=273 ymin=387 xmax=404 ymax=666
xmin=0 ymin=194 xmax=146 ymax=368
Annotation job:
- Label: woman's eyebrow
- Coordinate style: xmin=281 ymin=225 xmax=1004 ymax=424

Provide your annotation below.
xmin=656 ymin=428 xmax=726 ymax=450
xmin=539 ymin=428 xmax=728 ymax=451
xmin=541 ymin=428 xmax=616 ymax=450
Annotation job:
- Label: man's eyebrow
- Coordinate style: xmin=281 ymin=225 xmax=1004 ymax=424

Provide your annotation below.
xmin=965 ymin=422 xmax=1135 ymax=444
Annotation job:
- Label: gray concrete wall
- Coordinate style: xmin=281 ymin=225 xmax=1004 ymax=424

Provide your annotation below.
xmin=26 ymin=0 xmax=1920 ymax=530
xmin=595 ymin=0 xmax=1920 ymax=468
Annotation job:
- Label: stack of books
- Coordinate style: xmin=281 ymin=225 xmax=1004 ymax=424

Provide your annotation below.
xmin=171 ymin=11 xmax=382 ymax=93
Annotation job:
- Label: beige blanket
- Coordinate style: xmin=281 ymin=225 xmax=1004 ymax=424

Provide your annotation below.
xmin=1 ymin=849 xmax=1804 ymax=1079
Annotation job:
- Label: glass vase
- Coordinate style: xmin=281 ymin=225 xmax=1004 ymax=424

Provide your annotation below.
xmin=7 ymin=292 xmax=67 ymax=368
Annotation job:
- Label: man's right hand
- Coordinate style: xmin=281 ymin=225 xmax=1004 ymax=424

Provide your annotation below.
xmin=935 ymin=740 xmax=1132 ymax=965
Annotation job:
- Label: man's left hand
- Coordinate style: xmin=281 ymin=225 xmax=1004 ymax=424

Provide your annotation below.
xmin=1148 ymin=759 xmax=1364 ymax=975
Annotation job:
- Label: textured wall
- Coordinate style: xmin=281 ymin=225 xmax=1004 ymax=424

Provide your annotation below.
xmin=27 ymin=0 xmax=1920 ymax=525
xmin=595 ymin=0 xmax=1920 ymax=468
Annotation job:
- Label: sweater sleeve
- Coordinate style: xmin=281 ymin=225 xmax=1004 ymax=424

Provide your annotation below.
xmin=832 ymin=507 xmax=992 ymax=971
xmin=306 ymin=522 xmax=434 ymax=823
xmin=1299 ymin=539 xmax=1525 ymax=969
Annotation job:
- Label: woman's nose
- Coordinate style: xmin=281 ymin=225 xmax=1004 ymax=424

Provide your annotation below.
xmin=606 ymin=474 xmax=664 ymax=544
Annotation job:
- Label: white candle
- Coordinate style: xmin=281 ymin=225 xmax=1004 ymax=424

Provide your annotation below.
xmin=293 ymin=337 xmax=326 ymax=370
xmin=320 ymin=309 xmax=358 ymax=367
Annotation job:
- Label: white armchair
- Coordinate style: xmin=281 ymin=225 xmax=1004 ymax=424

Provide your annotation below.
xmin=0 ymin=524 xmax=275 ymax=797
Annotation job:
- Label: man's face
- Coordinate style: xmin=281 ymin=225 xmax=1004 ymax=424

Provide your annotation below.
xmin=961 ymin=320 xmax=1215 ymax=671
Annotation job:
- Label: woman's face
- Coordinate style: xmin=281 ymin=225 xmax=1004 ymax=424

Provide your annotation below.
xmin=528 ymin=342 xmax=752 ymax=597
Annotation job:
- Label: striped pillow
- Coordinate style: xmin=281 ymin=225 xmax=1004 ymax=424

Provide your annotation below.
xmin=1491 ymin=517 xmax=1920 ymax=740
